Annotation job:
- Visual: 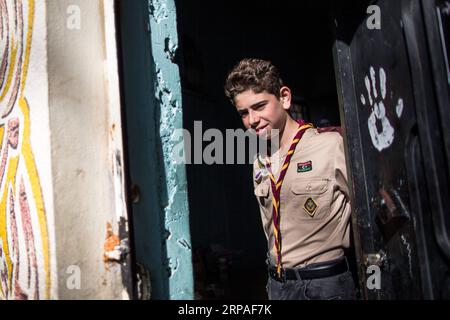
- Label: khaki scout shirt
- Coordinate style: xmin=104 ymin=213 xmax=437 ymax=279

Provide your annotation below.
xmin=253 ymin=128 xmax=351 ymax=268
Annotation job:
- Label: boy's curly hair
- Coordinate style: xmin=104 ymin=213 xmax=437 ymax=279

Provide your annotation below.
xmin=224 ymin=58 xmax=284 ymax=104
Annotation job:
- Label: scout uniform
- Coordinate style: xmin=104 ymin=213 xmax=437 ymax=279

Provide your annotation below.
xmin=253 ymin=121 xmax=352 ymax=292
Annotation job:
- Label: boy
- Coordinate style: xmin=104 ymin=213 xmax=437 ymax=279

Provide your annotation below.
xmin=224 ymin=58 xmax=356 ymax=300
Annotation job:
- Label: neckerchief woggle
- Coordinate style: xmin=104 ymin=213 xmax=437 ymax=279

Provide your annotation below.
xmin=264 ymin=119 xmax=313 ymax=276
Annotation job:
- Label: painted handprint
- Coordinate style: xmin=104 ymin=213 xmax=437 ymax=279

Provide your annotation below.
xmin=360 ymin=67 xmax=404 ymax=152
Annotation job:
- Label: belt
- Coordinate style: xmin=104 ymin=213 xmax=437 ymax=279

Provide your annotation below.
xmin=268 ymin=257 xmax=349 ymax=282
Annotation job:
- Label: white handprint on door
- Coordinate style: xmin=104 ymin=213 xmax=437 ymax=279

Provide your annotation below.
xmin=360 ymin=67 xmax=404 ymax=152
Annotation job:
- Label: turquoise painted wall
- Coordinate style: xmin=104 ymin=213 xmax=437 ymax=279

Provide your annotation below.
xmin=117 ymin=0 xmax=193 ymax=299
xmin=147 ymin=0 xmax=193 ymax=300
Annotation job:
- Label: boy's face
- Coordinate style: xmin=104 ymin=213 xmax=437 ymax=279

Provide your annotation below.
xmin=234 ymin=87 xmax=292 ymax=139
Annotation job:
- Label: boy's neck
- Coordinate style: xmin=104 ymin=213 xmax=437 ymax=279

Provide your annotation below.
xmin=279 ymin=116 xmax=299 ymax=151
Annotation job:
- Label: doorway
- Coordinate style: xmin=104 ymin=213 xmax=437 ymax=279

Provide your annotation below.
xmin=174 ymin=0 xmax=354 ymax=299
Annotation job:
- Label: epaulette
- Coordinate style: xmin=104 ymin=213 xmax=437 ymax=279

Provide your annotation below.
xmin=317 ymin=126 xmax=343 ymax=136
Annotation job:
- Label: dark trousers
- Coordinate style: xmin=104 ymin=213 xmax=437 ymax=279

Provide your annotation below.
xmin=266 ymin=259 xmax=357 ymax=300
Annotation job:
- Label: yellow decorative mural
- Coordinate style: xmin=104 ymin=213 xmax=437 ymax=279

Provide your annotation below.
xmin=0 ymin=0 xmax=50 ymax=300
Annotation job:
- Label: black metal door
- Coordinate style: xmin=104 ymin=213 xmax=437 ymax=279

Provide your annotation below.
xmin=333 ymin=0 xmax=450 ymax=299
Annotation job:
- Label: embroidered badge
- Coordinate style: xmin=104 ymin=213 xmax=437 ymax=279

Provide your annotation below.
xmin=297 ymin=161 xmax=312 ymax=173
xmin=255 ymin=154 xmax=269 ymax=183
xmin=303 ymin=197 xmax=318 ymax=217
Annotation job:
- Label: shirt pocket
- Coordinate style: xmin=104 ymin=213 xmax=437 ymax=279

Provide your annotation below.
xmin=289 ymin=178 xmax=331 ymax=221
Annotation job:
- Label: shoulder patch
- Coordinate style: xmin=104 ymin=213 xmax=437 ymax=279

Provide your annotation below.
xmin=317 ymin=126 xmax=343 ymax=135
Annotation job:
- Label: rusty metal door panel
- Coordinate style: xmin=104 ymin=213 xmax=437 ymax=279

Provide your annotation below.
xmin=334 ymin=0 xmax=450 ymax=299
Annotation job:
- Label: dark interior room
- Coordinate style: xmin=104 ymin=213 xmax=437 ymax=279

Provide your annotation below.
xmin=174 ymin=0 xmax=346 ymax=299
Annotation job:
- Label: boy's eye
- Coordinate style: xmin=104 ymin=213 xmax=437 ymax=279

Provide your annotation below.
xmin=240 ymin=112 xmax=248 ymax=118
xmin=254 ymin=103 xmax=266 ymax=110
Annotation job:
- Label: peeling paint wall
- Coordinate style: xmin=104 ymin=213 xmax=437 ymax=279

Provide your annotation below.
xmin=118 ymin=0 xmax=193 ymax=299
xmin=148 ymin=0 xmax=193 ymax=300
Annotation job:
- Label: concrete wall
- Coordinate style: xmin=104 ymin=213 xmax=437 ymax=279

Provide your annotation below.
xmin=46 ymin=0 xmax=132 ymax=299
xmin=0 ymin=0 xmax=194 ymax=300
xmin=0 ymin=0 xmax=132 ymax=299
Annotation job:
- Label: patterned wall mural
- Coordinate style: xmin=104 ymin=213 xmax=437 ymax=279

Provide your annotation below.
xmin=0 ymin=0 xmax=51 ymax=300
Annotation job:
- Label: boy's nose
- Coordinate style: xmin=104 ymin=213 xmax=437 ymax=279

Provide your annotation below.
xmin=248 ymin=110 xmax=259 ymax=127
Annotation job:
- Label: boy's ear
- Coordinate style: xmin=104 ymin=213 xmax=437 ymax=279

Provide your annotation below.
xmin=279 ymin=86 xmax=292 ymax=110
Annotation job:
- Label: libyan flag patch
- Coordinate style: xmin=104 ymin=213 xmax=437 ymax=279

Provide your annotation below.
xmin=297 ymin=161 xmax=312 ymax=173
